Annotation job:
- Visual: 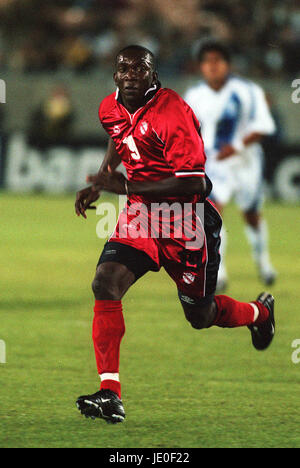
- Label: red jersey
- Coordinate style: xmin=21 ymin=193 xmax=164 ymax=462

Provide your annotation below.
xmin=99 ymin=87 xmax=207 ymax=204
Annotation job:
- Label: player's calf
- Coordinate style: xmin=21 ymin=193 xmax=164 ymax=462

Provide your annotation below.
xmin=90 ymin=262 xmax=135 ymax=401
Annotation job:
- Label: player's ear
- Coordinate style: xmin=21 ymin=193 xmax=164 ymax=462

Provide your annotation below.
xmin=152 ymin=71 xmax=159 ymax=86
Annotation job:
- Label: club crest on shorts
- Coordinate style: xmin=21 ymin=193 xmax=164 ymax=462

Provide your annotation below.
xmin=182 ymin=272 xmax=196 ymax=285
xmin=140 ymin=121 xmax=148 ymax=135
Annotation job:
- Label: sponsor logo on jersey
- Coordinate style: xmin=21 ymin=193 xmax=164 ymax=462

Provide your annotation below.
xmin=180 ymin=295 xmax=196 ymax=305
xmin=113 ymin=125 xmax=121 ymax=135
xmin=105 ymin=250 xmax=117 ymax=255
xmin=182 ymin=272 xmax=196 ymax=285
xmin=140 ymin=121 xmax=148 ymax=135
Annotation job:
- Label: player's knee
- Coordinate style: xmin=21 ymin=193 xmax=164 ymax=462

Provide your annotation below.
xmin=92 ymin=263 xmax=124 ymax=300
xmin=243 ymin=210 xmax=261 ymax=227
xmin=185 ymin=303 xmax=216 ymax=330
xmin=188 ymin=312 xmax=211 ymax=329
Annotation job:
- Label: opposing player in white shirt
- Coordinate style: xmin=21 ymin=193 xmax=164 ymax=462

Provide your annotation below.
xmin=184 ymin=40 xmax=277 ymax=290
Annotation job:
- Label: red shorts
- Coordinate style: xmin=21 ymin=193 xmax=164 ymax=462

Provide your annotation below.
xmin=101 ymin=199 xmax=222 ymax=299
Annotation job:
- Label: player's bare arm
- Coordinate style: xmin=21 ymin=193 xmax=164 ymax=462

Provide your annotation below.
xmin=224 ymin=132 xmax=264 ymax=160
xmin=243 ymin=132 xmax=264 ymax=146
xmin=127 ymin=175 xmax=207 ymax=198
xmin=87 ymin=170 xmax=207 ymax=198
xmin=100 ymin=137 xmax=122 ymax=173
xmin=75 ymin=138 xmax=121 ymax=218
xmin=216 ymin=144 xmax=236 ymax=161
xmin=217 ymin=133 xmax=264 ymax=160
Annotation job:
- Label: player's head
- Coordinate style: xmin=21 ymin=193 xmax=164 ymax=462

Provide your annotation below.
xmin=196 ymin=40 xmax=231 ymax=87
xmin=114 ymin=45 xmax=158 ymax=102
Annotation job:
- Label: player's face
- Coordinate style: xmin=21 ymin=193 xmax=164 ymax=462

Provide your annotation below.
xmin=199 ymin=51 xmax=230 ymax=85
xmin=114 ymin=51 xmax=157 ymax=102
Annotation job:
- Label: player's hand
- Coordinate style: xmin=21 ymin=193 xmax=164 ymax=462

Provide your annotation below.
xmin=75 ymin=186 xmax=100 ymax=219
xmin=86 ymin=166 xmax=127 ymax=195
xmin=216 ymin=144 xmax=236 ymax=161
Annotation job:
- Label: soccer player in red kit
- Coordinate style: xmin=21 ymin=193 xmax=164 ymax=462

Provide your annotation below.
xmin=75 ymin=45 xmax=275 ymax=424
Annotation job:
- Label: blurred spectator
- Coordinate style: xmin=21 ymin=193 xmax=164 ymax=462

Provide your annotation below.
xmin=29 ymin=85 xmax=75 ymax=146
xmin=0 ymin=0 xmax=299 ymax=77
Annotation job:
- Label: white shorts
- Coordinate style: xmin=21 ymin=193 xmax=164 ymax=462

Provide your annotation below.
xmin=206 ymin=145 xmax=264 ymax=213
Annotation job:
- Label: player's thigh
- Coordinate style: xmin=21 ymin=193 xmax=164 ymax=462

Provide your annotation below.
xmin=235 ymin=153 xmax=264 ymax=213
xmin=242 ymin=210 xmax=261 ymax=228
xmin=207 ymin=163 xmax=234 ymax=207
xmin=93 ymin=241 xmax=159 ymax=300
xmin=93 ymin=261 xmax=135 ymax=300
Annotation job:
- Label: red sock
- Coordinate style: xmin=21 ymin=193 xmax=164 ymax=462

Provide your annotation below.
xmin=92 ymin=300 xmax=125 ymax=398
xmin=213 ymin=295 xmax=269 ymax=328
xmin=252 ymin=300 xmax=270 ymax=324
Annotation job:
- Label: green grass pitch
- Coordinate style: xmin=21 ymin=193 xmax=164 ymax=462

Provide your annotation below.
xmin=0 ymin=193 xmax=300 ymax=448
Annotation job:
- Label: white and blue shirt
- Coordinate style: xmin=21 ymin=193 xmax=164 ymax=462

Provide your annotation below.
xmin=184 ymin=75 xmax=276 ymax=163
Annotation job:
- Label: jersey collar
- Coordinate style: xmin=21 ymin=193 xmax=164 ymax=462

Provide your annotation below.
xmin=115 ymin=81 xmax=161 ymax=107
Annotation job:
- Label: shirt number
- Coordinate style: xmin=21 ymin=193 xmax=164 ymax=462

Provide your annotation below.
xmin=123 ymin=135 xmax=141 ymax=160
